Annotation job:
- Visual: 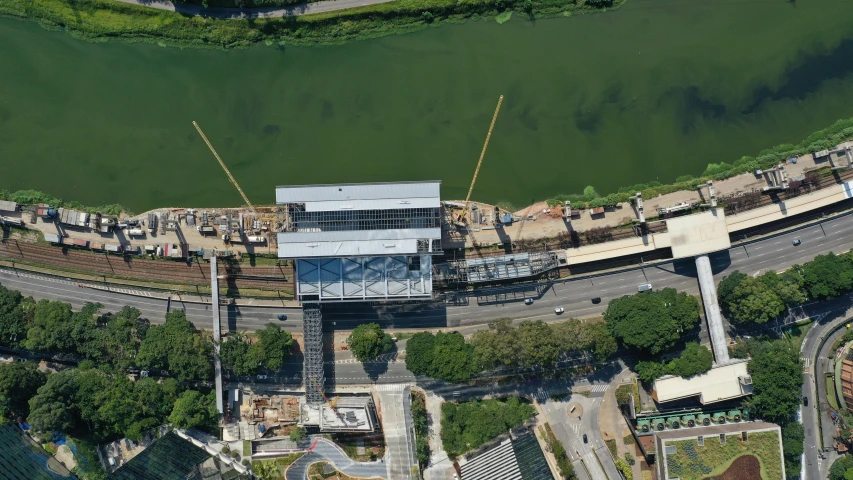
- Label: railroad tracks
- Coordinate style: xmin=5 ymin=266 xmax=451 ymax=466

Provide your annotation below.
xmin=0 ymin=240 xmax=293 ymax=291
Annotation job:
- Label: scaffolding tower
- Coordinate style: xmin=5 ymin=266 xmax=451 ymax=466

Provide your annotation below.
xmin=302 ymin=304 xmax=325 ymax=406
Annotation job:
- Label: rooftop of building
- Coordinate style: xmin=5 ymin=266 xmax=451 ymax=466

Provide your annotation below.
xmin=653 ymin=360 xmax=751 ymax=404
xmin=107 ymin=431 xmax=237 ymax=480
xmin=276 ymin=181 xmax=441 ymax=205
xmin=0 ymin=424 xmax=74 ymax=480
xmin=666 ymin=208 xmax=732 ymax=258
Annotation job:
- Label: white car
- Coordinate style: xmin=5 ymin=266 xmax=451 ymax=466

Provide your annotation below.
xmin=256 ymin=375 xmax=268 ymax=380
xmin=555 ymin=307 xmax=565 ymax=314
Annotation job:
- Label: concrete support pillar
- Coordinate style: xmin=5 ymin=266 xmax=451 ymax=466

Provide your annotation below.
xmin=695 ymin=254 xmax=730 ymax=364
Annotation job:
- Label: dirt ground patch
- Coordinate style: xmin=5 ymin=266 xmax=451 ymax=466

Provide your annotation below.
xmin=702 ymin=455 xmax=762 ymax=480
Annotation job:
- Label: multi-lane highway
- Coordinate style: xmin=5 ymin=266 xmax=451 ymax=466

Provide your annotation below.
xmin=3 ymin=211 xmax=852 ymax=335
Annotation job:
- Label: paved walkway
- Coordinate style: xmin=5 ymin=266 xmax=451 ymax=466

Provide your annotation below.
xmin=114 ymin=0 xmax=396 ymax=18
xmin=375 ymin=385 xmax=418 ymax=479
xmin=423 ymin=392 xmax=454 ymax=480
xmin=284 ymin=438 xmax=386 ymax=480
xmin=598 ymin=371 xmax=643 ymax=480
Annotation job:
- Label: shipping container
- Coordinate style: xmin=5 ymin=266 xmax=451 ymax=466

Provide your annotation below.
xmin=90 ymin=243 xmax=104 ymax=250
xmin=71 ymin=239 xmax=89 ymax=248
xmin=105 ymin=244 xmax=122 ymax=253
xmin=44 ymin=233 xmax=62 ymax=244
xmin=127 ymin=228 xmax=145 ymax=237
xmin=247 ymin=236 xmax=266 ymax=244
xmin=198 ymin=225 xmax=216 ymax=235
xmin=77 ymin=212 xmax=90 ymax=228
xmin=147 ymin=213 xmax=157 ymax=233
xmin=123 ymin=245 xmax=138 ymax=255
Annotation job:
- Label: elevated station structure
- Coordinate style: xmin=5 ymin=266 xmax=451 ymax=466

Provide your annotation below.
xmin=276 ymin=181 xmax=443 ymax=303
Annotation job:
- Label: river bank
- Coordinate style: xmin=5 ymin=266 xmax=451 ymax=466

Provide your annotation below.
xmin=0 ymin=0 xmax=622 ymax=48
xmin=4 ymin=115 xmax=852 ymax=229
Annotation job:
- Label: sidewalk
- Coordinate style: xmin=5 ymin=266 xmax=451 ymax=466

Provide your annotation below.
xmin=598 ymin=372 xmax=643 ymax=480
xmin=422 ymin=391 xmax=455 ymax=480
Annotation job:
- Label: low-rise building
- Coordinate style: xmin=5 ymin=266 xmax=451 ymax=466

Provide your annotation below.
xmin=652 ymin=360 xmax=752 ymax=405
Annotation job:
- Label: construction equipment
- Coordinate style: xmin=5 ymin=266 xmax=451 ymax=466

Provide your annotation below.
xmin=459 ymin=95 xmax=504 ymax=225
xmin=308 ymin=376 xmax=342 ymax=419
xmin=192 ymin=121 xmax=257 ymax=216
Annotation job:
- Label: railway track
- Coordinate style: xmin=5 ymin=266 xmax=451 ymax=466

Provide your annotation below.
xmin=0 ymin=240 xmax=293 ymax=291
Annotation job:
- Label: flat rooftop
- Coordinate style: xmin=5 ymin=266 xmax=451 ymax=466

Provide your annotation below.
xmin=276 ymin=181 xmax=441 ymax=209
xmin=666 ymin=208 xmax=731 ymax=259
xmin=653 ymin=360 xmax=752 ymax=404
xmin=300 ymin=397 xmax=375 ymax=432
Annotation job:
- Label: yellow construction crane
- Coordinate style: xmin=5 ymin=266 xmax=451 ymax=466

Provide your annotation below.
xmin=459 ymin=95 xmax=504 ymax=225
xmin=192 ymin=121 xmax=258 ymax=216
xmin=308 ymin=376 xmax=341 ymax=416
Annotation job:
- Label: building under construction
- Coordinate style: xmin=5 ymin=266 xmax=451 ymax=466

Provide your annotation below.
xmin=299 ymin=396 xmax=377 ymax=433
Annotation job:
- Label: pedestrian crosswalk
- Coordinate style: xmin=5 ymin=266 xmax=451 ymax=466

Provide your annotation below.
xmin=570 ymin=424 xmax=581 ymax=435
xmin=530 ymin=384 xmax=610 ymax=402
xmin=374 ymin=384 xmax=407 ymax=392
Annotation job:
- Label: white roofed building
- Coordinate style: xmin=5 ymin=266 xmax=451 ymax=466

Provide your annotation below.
xmin=276 ymin=181 xmax=442 ymax=302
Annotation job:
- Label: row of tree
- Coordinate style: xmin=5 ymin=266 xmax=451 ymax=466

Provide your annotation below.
xmin=404 ymin=318 xmax=617 ymax=382
xmin=718 ymin=252 xmax=853 ymax=325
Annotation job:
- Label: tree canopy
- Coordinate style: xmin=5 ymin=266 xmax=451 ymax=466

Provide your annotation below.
xmin=405 ymin=331 xmax=479 ymax=382
xmin=635 ymin=342 xmax=712 ymax=383
xmin=136 ymin=310 xmax=213 ymax=381
xmin=168 ymin=390 xmax=219 ymax=430
xmin=27 ymin=368 xmax=186 ymax=441
xmin=746 ymin=339 xmax=803 ymax=424
xmin=347 ymin=323 xmax=393 ymax=362
xmin=221 ymin=324 xmax=294 ymax=375
xmin=441 ymin=398 xmax=535 ymax=458
xmin=802 ymin=252 xmax=853 ymax=300
xmin=0 ymin=283 xmax=29 ymax=348
xmin=604 ymin=288 xmax=699 ymax=355
xmin=0 ymin=361 xmax=46 ymax=418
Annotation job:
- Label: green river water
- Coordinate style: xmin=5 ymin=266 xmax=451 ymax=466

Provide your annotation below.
xmin=2 ymin=0 xmax=853 ymax=212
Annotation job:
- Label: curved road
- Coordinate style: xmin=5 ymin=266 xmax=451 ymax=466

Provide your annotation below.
xmin=284 ymin=438 xmax=386 ymax=480
xmin=113 ymin=0 xmax=396 ymax=18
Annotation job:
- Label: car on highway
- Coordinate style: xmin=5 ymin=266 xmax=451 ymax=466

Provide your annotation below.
xmin=524 ymin=298 xmax=534 ymax=305
xmin=793 ymin=238 xmax=801 ymax=246
xmin=638 ymin=283 xmax=653 ymax=292
xmin=582 ymin=434 xmax=588 ymax=443
xmin=277 ymin=314 xmax=288 ymax=320
xmin=555 ymin=307 xmax=565 ymax=314
xmin=591 ymin=297 xmax=602 ymax=304
xmin=257 ymin=375 xmax=268 ymax=380
xmin=803 ymin=396 xmax=808 ymax=406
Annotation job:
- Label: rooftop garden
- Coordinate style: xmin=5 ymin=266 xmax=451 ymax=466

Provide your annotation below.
xmin=664 ymin=431 xmax=783 ymax=480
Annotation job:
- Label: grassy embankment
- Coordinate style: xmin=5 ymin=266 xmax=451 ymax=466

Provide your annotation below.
xmin=0 ymin=0 xmax=623 ymax=49
xmin=547 ymin=116 xmax=853 ymax=210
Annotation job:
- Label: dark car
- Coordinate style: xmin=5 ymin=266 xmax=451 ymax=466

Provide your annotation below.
xmin=803 ymin=396 xmax=808 ymax=406
xmin=591 ymin=297 xmax=602 ymax=304
xmin=582 ymin=434 xmax=588 ymax=443
xmin=277 ymin=314 xmax=288 ymax=320
xmin=793 ymin=238 xmax=801 ymax=246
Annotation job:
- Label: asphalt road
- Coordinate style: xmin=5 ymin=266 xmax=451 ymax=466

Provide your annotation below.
xmin=800 ymin=293 xmax=853 ymax=480
xmin=4 ymin=211 xmax=852 ymax=336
